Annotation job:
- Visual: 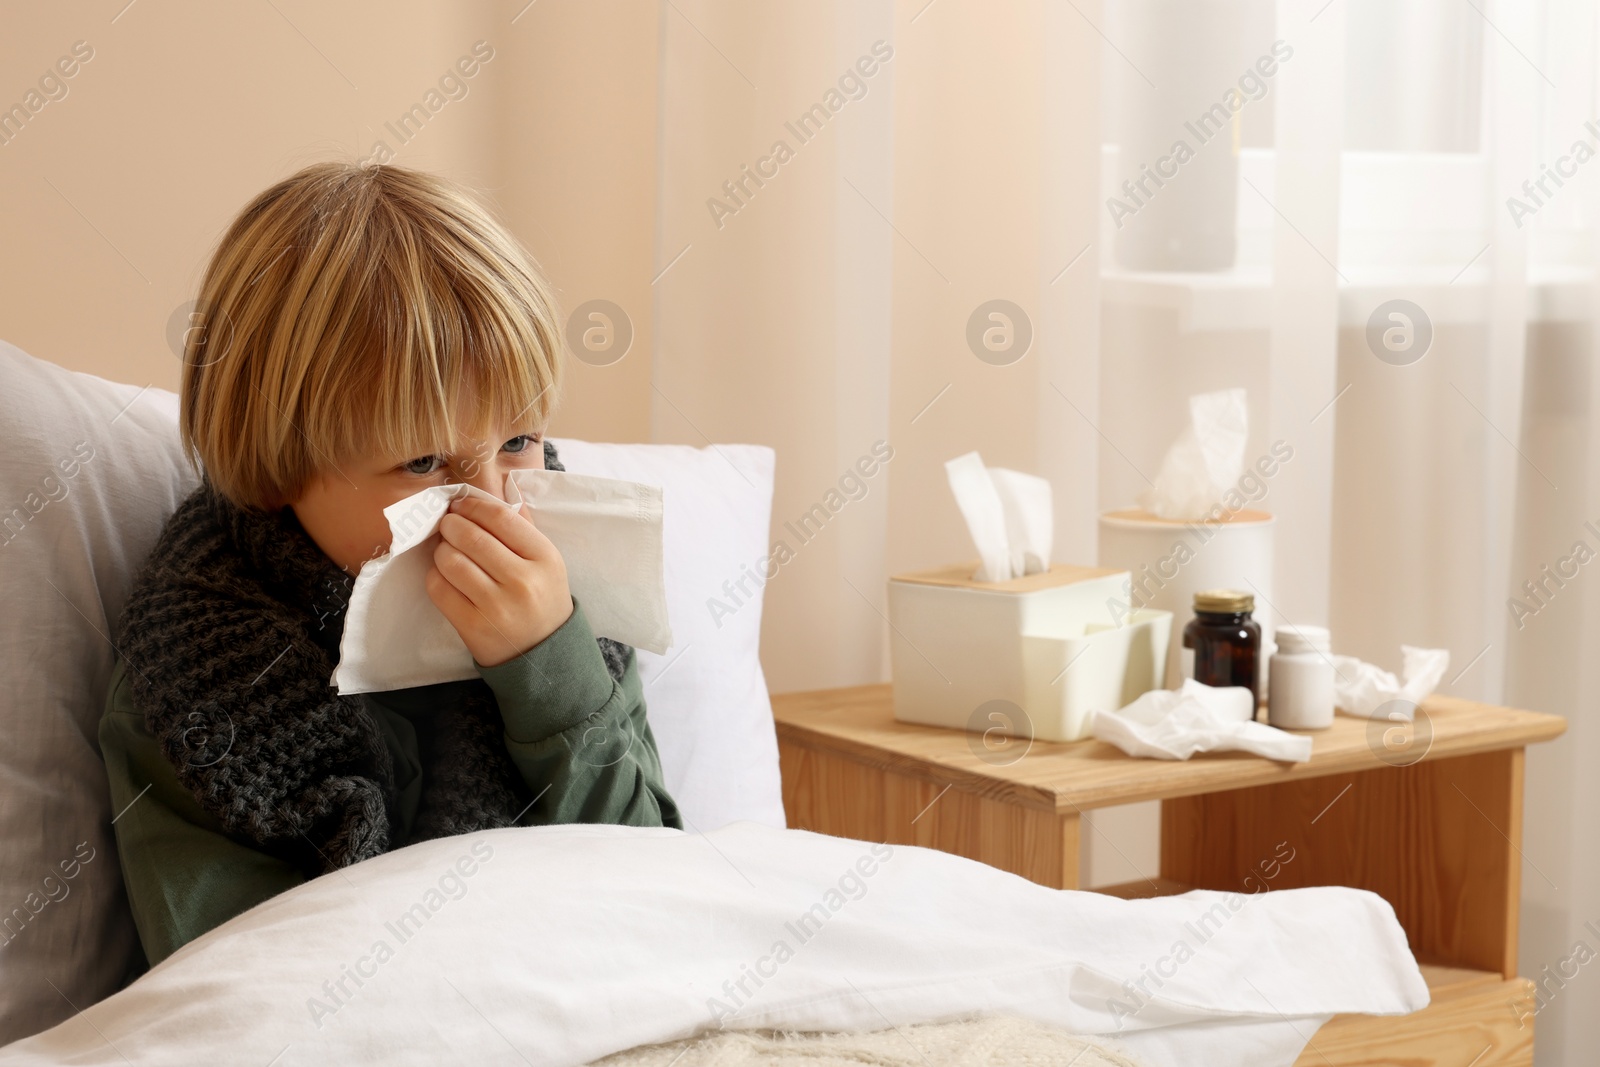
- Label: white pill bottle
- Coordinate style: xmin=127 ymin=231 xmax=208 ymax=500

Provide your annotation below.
xmin=1267 ymin=624 xmax=1334 ymax=729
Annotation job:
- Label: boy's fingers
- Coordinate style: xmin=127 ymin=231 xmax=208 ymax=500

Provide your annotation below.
xmin=425 ymin=563 xmax=517 ymax=665
xmin=438 ymin=511 xmax=524 ymax=586
xmin=424 ymin=560 xmax=474 ymax=621
xmin=433 ymin=538 xmax=497 ymax=606
xmin=447 ymin=495 xmax=556 ymax=562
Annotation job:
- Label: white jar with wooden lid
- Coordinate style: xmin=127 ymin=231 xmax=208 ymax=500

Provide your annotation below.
xmin=1097 ymin=506 xmax=1276 ymax=690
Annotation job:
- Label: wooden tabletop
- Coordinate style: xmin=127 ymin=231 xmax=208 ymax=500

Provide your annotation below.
xmin=771 ymin=683 xmax=1567 ymax=814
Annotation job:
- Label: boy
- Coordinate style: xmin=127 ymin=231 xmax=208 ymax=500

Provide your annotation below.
xmin=101 ymin=161 xmax=681 ymax=974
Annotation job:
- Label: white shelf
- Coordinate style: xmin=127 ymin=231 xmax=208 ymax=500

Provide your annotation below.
xmin=1100 ymin=264 xmax=1597 ymax=331
xmin=1098 ymin=145 xmax=1597 ymax=330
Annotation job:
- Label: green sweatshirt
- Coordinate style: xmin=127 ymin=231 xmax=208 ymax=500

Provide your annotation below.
xmin=100 ymin=595 xmax=681 ymax=976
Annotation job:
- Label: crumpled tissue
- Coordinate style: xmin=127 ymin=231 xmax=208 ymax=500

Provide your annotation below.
xmin=944 ymin=451 xmax=1052 ymax=582
xmin=1139 ymin=387 xmax=1249 ymax=520
xmin=1092 ymin=678 xmax=1314 ymax=762
xmin=1331 ymin=645 xmax=1450 ymax=721
xmin=331 ymin=467 xmax=672 ymax=695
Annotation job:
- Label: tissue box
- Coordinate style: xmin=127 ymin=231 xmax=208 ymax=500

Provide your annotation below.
xmin=887 ymin=561 xmax=1171 ymax=743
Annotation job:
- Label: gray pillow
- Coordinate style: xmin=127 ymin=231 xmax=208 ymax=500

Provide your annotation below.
xmin=0 ymin=341 xmax=197 ymax=1044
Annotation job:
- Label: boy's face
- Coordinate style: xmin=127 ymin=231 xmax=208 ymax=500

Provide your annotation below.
xmin=288 ymin=416 xmax=546 ymax=575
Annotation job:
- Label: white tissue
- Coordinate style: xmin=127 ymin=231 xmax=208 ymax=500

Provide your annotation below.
xmin=1330 ymin=645 xmax=1450 ymax=721
xmin=944 ymin=451 xmax=1053 ymax=582
xmin=1139 ymin=388 xmax=1249 ymax=520
xmin=331 ymin=468 xmax=672 ymax=695
xmin=1091 ymin=679 xmax=1314 ymax=762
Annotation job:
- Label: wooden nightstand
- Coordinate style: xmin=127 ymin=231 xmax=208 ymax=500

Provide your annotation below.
xmin=773 ymin=683 xmax=1565 ymax=1067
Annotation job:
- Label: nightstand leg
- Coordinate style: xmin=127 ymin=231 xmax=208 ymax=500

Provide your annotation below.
xmin=778 ymin=740 xmax=1082 ymax=888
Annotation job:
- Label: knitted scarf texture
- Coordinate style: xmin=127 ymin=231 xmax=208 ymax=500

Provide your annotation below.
xmin=118 ymin=439 xmax=631 ymax=877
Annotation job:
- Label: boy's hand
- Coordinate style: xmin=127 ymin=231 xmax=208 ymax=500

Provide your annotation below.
xmin=425 ymin=495 xmax=574 ymax=668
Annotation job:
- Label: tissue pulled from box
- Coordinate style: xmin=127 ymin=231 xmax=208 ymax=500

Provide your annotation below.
xmin=331 ymin=467 xmax=672 ymax=695
xmin=1091 ymin=679 xmax=1313 ymax=762
xmin=1330 ymin=645 xmax=1449 ymax=721
xmin=944 ymin=451 xmax=1052 ymax=582
xmin=1139 ymin=388 xmax=1249 ymax=520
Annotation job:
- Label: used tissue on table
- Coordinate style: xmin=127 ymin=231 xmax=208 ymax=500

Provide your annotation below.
xmin=1139 ymin=388 xmax=1249 ymax=520
xmin=1092 ymin=678 xmax=1314 ymax=762
xmin=1331 ymin=645 xmax=1450 ymax=721
xmin=332 ymin=467 xmax=672 ymax=695
xmin=945 ymin=451 xmax=1052 ymax=582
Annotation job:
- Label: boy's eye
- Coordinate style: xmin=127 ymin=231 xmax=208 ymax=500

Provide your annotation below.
xmin=402 ymin=455 xmax=444 ymax=476
xmin=400 ymin=435 xmax=538 ymax=476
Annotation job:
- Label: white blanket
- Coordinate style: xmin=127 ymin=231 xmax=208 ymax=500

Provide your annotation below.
xmin=0 ymin=823 xmax=1428 ymax=1067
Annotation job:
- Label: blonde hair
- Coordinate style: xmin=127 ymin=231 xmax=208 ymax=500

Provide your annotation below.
xmin=179 ymin=161 xmax=563 ymax=511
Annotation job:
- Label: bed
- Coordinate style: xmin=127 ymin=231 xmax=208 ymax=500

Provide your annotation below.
xmin=0 ymin=340 xmax=1429 ymax=1066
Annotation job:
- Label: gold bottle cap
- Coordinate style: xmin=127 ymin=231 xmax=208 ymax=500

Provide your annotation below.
xmin=1193 ymin=589 xmax=1254 ymax=614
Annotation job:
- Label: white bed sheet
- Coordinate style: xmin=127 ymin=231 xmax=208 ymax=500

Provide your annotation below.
xmin=0 ymin=822 xmax=1428 ymax=1067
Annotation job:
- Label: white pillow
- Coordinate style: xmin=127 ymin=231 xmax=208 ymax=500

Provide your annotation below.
xmin=0 ymin=340 xmax=784 ymax=1040
xmin=0 ymin=341 xmax=197 ymax=1044
xmin=547 ymin=437 xmax=784 ymax=832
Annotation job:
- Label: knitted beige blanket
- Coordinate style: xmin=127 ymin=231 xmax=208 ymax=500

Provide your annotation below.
xmin=587 ymin=1012 xmax=1145 ymax=1066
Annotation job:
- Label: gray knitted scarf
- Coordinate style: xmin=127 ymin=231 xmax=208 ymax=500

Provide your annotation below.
xmin=118 ymin=439 xmax=631 ymax=877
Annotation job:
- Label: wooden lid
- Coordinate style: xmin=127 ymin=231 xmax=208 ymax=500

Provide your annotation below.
xmin=1101 ymin=506 xmax=1273 ymax=526
xmin=889 ymin=560 xmax=1122 ymax=593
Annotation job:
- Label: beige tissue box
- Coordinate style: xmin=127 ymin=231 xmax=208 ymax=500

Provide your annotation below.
xmin=887 ymin=561 xmax=1170 ymax=743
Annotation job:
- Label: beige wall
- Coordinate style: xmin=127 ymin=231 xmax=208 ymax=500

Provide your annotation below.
xmin=2 ymin=1 xmax=501 ymax=389
xmin=0 ymin=0 xmax=660 ymax=438
xmin=494 ymin=0 xmax=660 ymax=442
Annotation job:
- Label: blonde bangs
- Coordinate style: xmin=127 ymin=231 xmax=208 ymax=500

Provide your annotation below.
xmin=310 ymin=196 xmax=560 ymax=471
xmin=180 ymin=162 xmax=564 ymax=511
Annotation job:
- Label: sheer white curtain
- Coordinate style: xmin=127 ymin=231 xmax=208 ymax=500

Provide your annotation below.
xmin=651 ymin=0 xmax=1100 ymax=695
xmin=1096 ymin=0 xmax=1598 ymax=1061
xmin=648 ymin=1 xmax=1595 ymax=1057
xmin=1503 ymin=2 xmax=1600 ymax=1063
xmin=1333 ymin=3 xmax=1598 ymax=1061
